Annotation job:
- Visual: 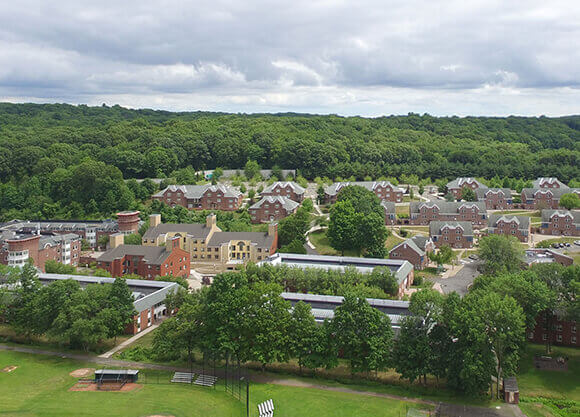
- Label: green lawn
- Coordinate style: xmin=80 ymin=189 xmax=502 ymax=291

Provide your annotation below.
xmin=0 ymin=351 xmax=434 ymax=417
xmin=308 ymin=230 xmax=359 ymax=256
xmin=0 ymin=350 xmax=243 ymax=417
xmin=517 ymin=344 xmax=580 ymax=401
xmin=385 ymin=234 xmax=405 ymax=251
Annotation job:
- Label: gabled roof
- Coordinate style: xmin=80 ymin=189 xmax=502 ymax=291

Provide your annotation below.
xmin=429 ymin=221 xmax=474 ymax=236
xmin=409 ymin=201 xmax=486 ymax=214
xmin=381 ymin=201 xmax=396 ymax=213
xmin=390 ymin=235 xmax=432 ymax=257
xmin=261 ymin=181 xmax=305 ymax=195
xmin=249 ymin=196 xmax=300 ymax=212
xmin=488 ymin=214 xmax=530 ymax=230
xmin=206 ymin=231 xmax=276 ymax=248
xmin=475 ymin=188 xmax=511 ymax=198
xmin=521 ymin=187 xmax=577 ymax=200
xmin=153 ymin=184 xmax=241 ymax=199
xmin=446 ymin=177 xmax=487 ymax=189
xmin=541 ymin=209 xmax=580 ymax=224
xmin=324 ymin=181 xmax=404 ymax=196
xmin=97 ymin=244 xmax=173 ymax=265
xmin=142 ymin=223 xmax=213 ymax=240
xmin=533 ymin=177 xmax=569 ymax=189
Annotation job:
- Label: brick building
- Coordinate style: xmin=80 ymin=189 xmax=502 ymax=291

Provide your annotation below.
xmin=96 ymin=233 xmax=190 ymax=279
xmin=520 ymin=187 xmax=580 ymax=210
xmin=38 ymin=273 xmax=179 ymax=335
xmin=261 ymin=181 xmax=305 ymax=202
xmin=152 ymin=184 xmax=243 ymax=211
xmin=389 ymin=235 xmax=434 ymax=270
xmin=446 ymin=177 xmax=487 ymax=199
xmin=487 ymin=214 xmax=531 ymax=243
xmin=324 ymin=181 xmax=404 ymax=204
xmin=249 ymin=196 xmax=299 ymax=223
xmin=0 ymin=212 xmax=137 ymax=249
xmin=0 ymin=232 xmax=81 ymax=271
xmin=532 ymin=177 xmax=568 ymax=189
xmin=382 ymin=202 xmax=397 ymax=225
xmin=429 ymin=221 xmax=474 ymax=249
xmin=524 ymin=249 xmax=573 ymax=267
xmin=528 ymin=311 xmax=578 ymax=347
xmin=475 ymin=188 xmax=513 ymax=210
xmin=538 ymin=210 xmax=580 ymax=236
xmin=142 ymin=214 xmax=278 ymax=273
xmin=409 ymin=201 xmax=487 ymax=228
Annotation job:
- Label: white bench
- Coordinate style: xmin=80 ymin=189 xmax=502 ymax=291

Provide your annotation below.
xmin=258 ymin=399 xmax=274 ymax=417
xmin=171 ymin=372 xmax=194 ymax=383
xmin=194 ymin=374 xmax=218 ymax=387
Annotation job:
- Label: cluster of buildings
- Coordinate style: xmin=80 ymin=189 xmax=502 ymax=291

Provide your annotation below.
xmin=323 ymin=181 xmax=404 ymax=204
xmin=152 ymin=181 xmax=306 ymax=224
xmin=0 ymin=211 xmax=142 ymax=271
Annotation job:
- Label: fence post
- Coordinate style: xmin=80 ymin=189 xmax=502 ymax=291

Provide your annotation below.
xmin=246 ymin=377 xmax=250 ymax=417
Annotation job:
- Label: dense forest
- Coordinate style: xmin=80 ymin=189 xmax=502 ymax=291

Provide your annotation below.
xmin=0 ymin=102 xmax=579 ymax=220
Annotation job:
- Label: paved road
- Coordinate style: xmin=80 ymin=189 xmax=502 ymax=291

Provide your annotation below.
xmin=430 ymin=260 xmax=481 ymax=296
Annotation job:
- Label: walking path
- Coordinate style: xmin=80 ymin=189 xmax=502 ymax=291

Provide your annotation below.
xmin=98 ymin=322 xmax=161 ymax=359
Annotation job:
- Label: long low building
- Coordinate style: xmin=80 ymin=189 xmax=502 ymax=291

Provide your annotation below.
xmin=37 ymin=273 xmax=179 ymax=334
xmin=281 ymin=292 xmax=411 ymax=331
xmin=260 ymin=253 xmax=414 ymax=298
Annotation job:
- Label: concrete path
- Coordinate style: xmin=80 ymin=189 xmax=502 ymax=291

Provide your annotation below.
xmin=98 ymin=322 xmax=161 ymax=358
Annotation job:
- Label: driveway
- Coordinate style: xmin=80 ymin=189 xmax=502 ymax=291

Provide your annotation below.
xmin=430 ymin=260 xmax=481 ymax=296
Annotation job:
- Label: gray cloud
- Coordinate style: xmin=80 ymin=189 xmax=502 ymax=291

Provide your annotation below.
xmin=0 ymin=0 xmax=579 ymax=115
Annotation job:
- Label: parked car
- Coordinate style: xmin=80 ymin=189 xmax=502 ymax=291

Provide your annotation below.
xmin=574 ymin=240 xmax=580 ymax=246
xmin=559 ymin=243 xmax=565 ymax=248
xmin=552 ymin=243 xmax=560 ymax=248
xmin=468 ymin=254 xmax=479 ymax=260
xmin=565 ymin=243 xmax=571 ymax=247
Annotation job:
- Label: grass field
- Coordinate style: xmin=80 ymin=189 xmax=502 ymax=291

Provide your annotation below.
xmin=517 ymin=344 xmax=580 ymax=402
xmin=308 ymin=230 xmax=360 ymax=256
xmin=0 ymin=351 xmax=434 ymax=417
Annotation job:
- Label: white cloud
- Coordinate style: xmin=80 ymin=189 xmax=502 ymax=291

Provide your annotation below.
xmin=0 ymin=0 xmax=579 ymax=115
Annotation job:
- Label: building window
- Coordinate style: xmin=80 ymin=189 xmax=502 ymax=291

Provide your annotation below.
xmin=542 ymin=333 xmax=547 ymax=341
xmin=573 ymin=336 xmax=577 ymax=344
xmin=556 ymin=335 xmax=562 ymax=342
xmin=528 ymin=332 xmax=534 ymax=339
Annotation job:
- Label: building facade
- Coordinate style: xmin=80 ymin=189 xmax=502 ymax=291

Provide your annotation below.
xmin=324 ymin=181 xmax=404 ymax=204
xmin=0 ymin=212 xmax=137 ymax=249
xmin=429 ymin=221 xmax=474 ymax=249
xmin=96 ymin=233 xmax=190 ymax=279
xmin=249 ymin=196 xmax=299 ymax=223
xmin=409 ymin=201 xmax=487 ymax=228
xmin=152 ymin=184 xmax=243 ymax=211
xmin=520 ymin=188 xmax=580 ymax=210
xmin=260 ymin=181 xmax=305 ymax=202
xmin=528 ymin=311 xmax=578 ymax=347
xmin=389 ymin=236 xmax=434 ymax=270
xmin=475 ymin=188 xmax=513 ymax=210
xmin=446 ymin=177 xmax=487 ymax=199
xmin=0 ymin=233 xmax=82 ymax=271
xmin=382 ymin=202 xmax=397 ymax=225
xmin=538 ymin=210 xmax=580 ymax=236
xmin=532 ymin=177 xmax=568 ymax=189
xmin=487 ymin=215 xmax=531 ymax=243
xmin=142 ymin=214 xmax=278 ymax=273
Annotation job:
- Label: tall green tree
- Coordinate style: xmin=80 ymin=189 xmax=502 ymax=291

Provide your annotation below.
xmin=559 ymin=193 xmax=580 ymax=209
xmin=328 ymin=293 xmax=393 ymax=373
xmin=478 ymin=235 xmax=523 ymax=275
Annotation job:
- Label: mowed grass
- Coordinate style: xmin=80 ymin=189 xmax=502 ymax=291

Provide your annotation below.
xmin=517 ymin=344 xmax=580 ymax=401
xmin=308 ymin=230 xmax=360 ymax=256
xmin=0 ymin=350 xmax=243 ymax=417
xmin=0 ymin=351 xmax=433 ymax=417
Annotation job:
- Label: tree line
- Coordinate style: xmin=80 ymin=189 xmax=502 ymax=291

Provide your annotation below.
xmin=0 ymin=262 xmax=136 ymax=351
xmin=1 ymin=103 xmax=579 ymax=220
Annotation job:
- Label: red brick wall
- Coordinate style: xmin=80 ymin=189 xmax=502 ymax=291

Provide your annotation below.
xmin=432 ymin=228 xmax=473 ymax=249
xmin=249 ymin=203 xmax=295 ymax=223
xmin=490 ymin=221 xmax=529 ymax=242
xmin=483 ymin=192 xmax=512 ymax=210
xmin=528 ymin=312 xmax=578 ymax=347
xmin=262 ymin=185 xmax=304 ymax=202
xmin=540 ymin=215 xmax=579 ymax=236
xmin=389 ymin=245 xmax=427 ymax=270
xmin=373 ymin=185 xmax=403 ymax=203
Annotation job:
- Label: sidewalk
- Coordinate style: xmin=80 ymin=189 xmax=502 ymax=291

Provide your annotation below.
xmin=98 ymin=321 xmax=161 ymax=359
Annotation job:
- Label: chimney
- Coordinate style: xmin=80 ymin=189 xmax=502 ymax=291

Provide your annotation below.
xmin=206 ymin=213 xmax=217 ymax=229
xmin=109 ymin=232 xmax=124 ymax=249
xmin=167 ymin=236 xmax=180 ymax=252
xmin=150 ymin=214 xmax=161 ymax=228
xmin=268 ymin=222 xmax=278 ymax=237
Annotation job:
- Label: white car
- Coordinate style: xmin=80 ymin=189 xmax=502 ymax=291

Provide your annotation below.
xmin=574 ymin=240 xmax=580 ymax=246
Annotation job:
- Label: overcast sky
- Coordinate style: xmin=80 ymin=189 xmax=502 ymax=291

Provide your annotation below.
xmin=1 ymin=0 xmax=579 ymax=116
